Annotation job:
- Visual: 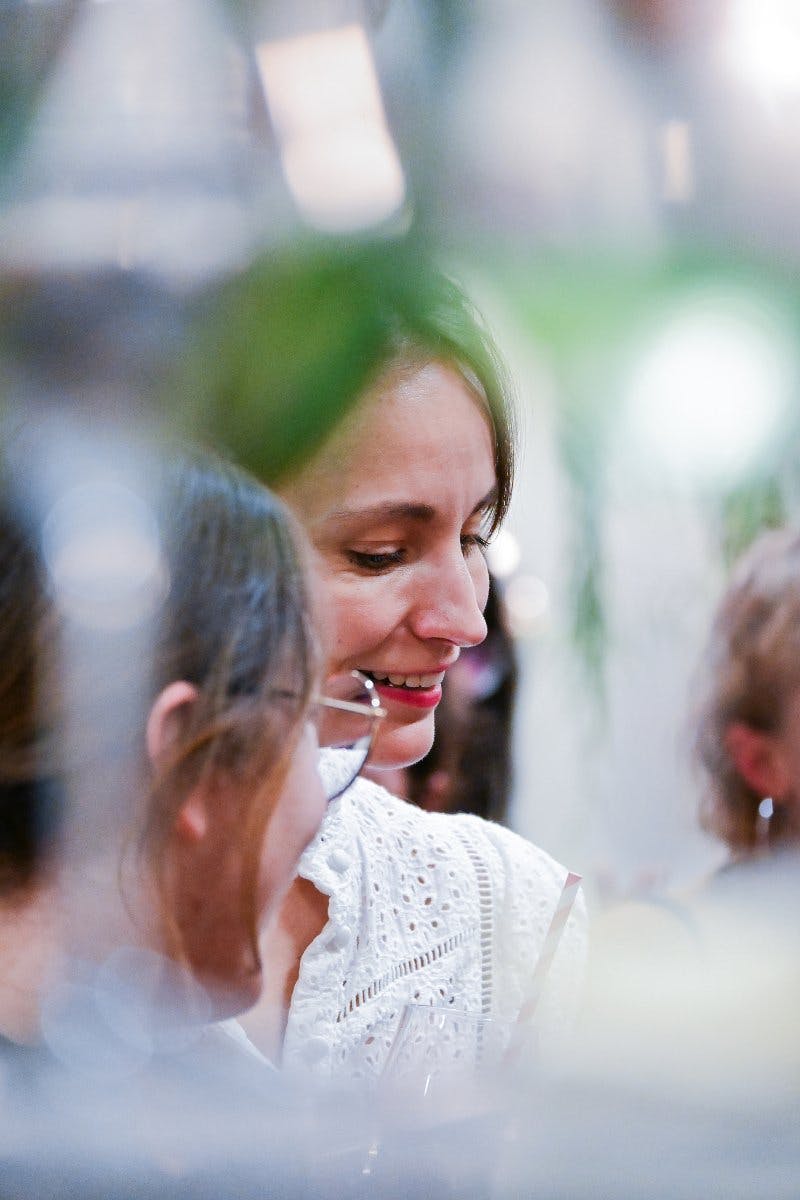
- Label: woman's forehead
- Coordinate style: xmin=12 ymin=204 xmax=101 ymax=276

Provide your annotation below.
xmin=283 ymin=360 xmax=496 ymax=514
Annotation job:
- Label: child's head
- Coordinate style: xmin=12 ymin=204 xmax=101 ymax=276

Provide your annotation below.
xmin=694 ymin=526 xmax=800 ymax=855
xmin=0 ymin=448 xmax=324 ymax=1015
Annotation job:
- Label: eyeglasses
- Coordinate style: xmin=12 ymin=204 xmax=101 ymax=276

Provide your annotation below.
xmin=313 ymin=670 xmax=386 ymax=802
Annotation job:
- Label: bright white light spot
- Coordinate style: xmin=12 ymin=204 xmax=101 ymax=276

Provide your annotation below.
xmin=257 ymin=24 xmax=406 ymax=232
xmin=280 ymin=127 xmax=405 ymax=233
xmin=486 ymin=529 xmax=521 ymax=580
xmin=504 ymin=574 xmax=550 ymax=637
xmin=661 ymin=120 xmax=694 ymax=204
xmin=625 ymin=294 xmax=794 ymax=487
xmin=723 ymin=0 xmax=800 ymax=104
xmin=42 ymin=483 xmax=167 ymax=630
xmin=758 ymin=797 xmax=774 ymax=820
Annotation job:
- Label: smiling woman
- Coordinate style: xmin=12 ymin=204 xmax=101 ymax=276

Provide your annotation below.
xmin=215 ymin=253 xmax=588 ymax=1080
xmin=281 ymin=358 xmax=497 ymax=769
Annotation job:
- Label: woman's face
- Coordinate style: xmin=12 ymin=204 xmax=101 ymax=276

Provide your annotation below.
xmin=280 ymin=360 xmax=497 ymax=769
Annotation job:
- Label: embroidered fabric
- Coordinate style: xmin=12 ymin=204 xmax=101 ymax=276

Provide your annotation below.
xmin=280 ymin=762 xmax=588 ymax=1082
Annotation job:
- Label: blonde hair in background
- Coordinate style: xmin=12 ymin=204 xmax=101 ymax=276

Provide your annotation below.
xmin=693 ymin=526 xmax=800 ymax=855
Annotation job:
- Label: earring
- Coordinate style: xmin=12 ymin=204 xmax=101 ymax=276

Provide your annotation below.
xmin=755 ymin=796 xmax=775 ymax=852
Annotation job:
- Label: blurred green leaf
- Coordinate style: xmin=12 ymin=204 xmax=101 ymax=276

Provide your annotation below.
xmin=174 ymin=234 xmax=490 ymax=485
xmin=0 ymin=3 xmax=78 ymax=187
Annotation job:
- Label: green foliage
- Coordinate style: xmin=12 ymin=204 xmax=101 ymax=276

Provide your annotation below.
xmin=173 ymin=233 xmax=506 ymax=488
xmin=720 ymin=478 xmax=787 ymax=568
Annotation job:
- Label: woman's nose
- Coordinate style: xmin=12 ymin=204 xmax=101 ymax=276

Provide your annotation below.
xmin=409 ymin=555 xmax=489 ymax=648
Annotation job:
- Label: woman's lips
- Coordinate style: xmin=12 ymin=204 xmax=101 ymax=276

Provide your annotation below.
xmin=372 ymin=680 xmax=443 ymax=710
xmin=360 ymin=666 xmax=450 ymax=711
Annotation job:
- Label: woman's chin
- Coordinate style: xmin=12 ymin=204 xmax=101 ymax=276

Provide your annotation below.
xmin=370 ymin=717 xmax=435 ymax=773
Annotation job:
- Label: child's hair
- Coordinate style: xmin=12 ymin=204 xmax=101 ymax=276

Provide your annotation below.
xmin=0 ymin=494 xmax=58 ymax=892
xmin=0 ymin=448 xmax=319 ymax=963
xmin=693 ymin=526 xmax=800 ymax=854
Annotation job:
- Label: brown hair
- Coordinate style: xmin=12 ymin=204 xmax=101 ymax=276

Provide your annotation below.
xmin=143 ymin=451 xmax=319 ymax=964
xmin=693 ymin=526 xmax=800 ymax=854
xmin=0 ymin=499 xmax=60 ymax=892
xmin=0 ymin=449 xmax=318 ymax=966
xmin=366 ymin=274 xmax=516 ymax=537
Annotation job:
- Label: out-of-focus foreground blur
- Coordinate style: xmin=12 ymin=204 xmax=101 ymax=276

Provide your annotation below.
xmin=1 ymin=0 xmax=799 ymax=1195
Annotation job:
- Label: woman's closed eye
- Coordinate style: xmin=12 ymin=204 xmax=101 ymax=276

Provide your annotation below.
xmin=346 ymin=547 xmax=406 ymax=572
xmin=347 ymin=534 xmax=489 ymax=572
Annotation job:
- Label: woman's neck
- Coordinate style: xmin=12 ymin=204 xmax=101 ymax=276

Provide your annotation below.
xmin=0 ymin=884 xmax=62 ymax=1043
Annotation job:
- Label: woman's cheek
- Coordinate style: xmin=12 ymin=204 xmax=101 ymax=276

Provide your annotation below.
xmin=325 ymin=586 xmax=384 ymax=667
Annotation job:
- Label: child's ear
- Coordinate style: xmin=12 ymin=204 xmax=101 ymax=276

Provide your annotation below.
xmin=145 ymin=681 xmax=199 ymax=767
xmin=147 ymin=682 xmax=210 ymax=845
xmin=724 ymin=721 xmax=791 ymax=801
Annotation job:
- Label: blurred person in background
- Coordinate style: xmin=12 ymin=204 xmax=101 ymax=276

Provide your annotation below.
xmin=599 ymin=522 xmax=800 ymax=1105
xmin=694 ymin=525 xmax=800 ymax=860
xmin=575 ymin=524 xmax=800 ymax=1121
xmin=0 ymin=449 xmax=332 ymax=1076
xmin=187 ymin=243 xmax=587 ymax=1080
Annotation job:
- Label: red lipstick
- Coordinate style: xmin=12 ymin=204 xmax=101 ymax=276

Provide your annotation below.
xmin=372 ymin=681 xmax=442 ymax=709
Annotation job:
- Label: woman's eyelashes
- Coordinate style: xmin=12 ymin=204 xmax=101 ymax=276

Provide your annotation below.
xmin=346 ymin=547 xmax=406 ymax=572
xmin=346 ymin=531 xmax=491 ymax=573
xmin=461 ymin=532 xmax=490 ymax=556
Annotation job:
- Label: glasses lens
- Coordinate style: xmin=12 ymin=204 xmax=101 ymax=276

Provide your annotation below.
xmin=317 ymin=671 xmax=383 ymax=802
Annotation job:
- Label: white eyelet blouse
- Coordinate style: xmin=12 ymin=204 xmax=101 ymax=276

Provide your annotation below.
xmin=279 ymin=758 xmax=588 ymax=1082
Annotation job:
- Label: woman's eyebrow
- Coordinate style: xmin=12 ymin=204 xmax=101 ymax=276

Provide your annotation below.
xmin=324 ymin=487 xmax=498 ymax=527
xmin=323 ymin=501 xmax=436 ymax=525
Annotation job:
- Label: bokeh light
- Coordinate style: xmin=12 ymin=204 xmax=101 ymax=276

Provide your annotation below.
xmin=722 ymin=0 xmax=800 ymax=107
xmin=256 ymin=24 xmax=406 ymax=232
xmin=623 ymin=290 xmax=795 ymax=487
xmin=486 ymin=528 xmax=521 ymax=580
xmin=42 ymin=481 xmax=167 ymax=630
xmin=504 ymin=574 xmax=551 ymax=637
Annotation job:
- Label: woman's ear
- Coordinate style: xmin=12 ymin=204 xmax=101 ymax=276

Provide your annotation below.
xmin=724 ymin=721 xmax=791 ymax=801
xmin=145 ymin=680 xmax=199 ymax=767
